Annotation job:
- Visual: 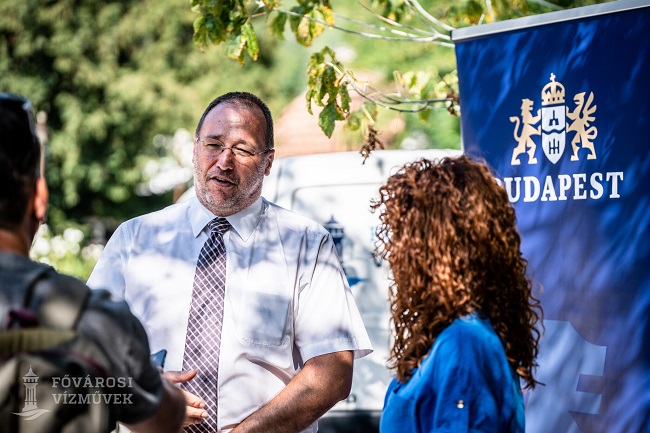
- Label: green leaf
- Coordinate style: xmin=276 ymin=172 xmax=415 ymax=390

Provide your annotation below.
xmin=305 ymin=88 xmax=314 ymax=115
xmin=269 ymin=11 xmax=287 ymax=39
xmin=288 ymin=4 xmax=322 ymax=47
xmin=335 ymin=103 xmax=345 ymax=121
xmin=308 ymin=10 xmax=326 ymax=40
xmin=190 ymin=0 xmax=202 ymax=12
xmin=345 ymin=110 xmax=362 ymax=131
xmin=370 ymin=0 xmax=409 ymax=22
xmin=322 ymin=45 xmax=336 ymax=60
xmin=306 ymin=51 xmax=325 ymax=104
xmin=418 ymin=109 xmax=431 ymax=122
xmin=318 ymin=102 xmax=337 ymax=138
xmin=225 ymin=32 xmax=246 ymax=64
xmin=340 ymin=86 xmax=351 ymax=113
xmin=263 ymin=0 xmax=280 ymax=11
xmin=241 ymin=22 xmax=258 ymax=61
xmin=289 ymin=5 xmax=306 ymax=33
xmin=318 ymin=5 xmax=335 ymax=26
xmin=205 ymin=14 xmax=226 ymax=45
xmin=365 ymin=103 xmax=378 ymax=119
xmin=321 ymin=64 xmax=337 ymax=101
xmin=307 ymin=51 xmax=324 ymax=77
xmin=228 ymin=5 xmax=248 ymax=30
xmin=310 ymin=68 xmax=325 ymax=107
xmin=305 ymin=46 xmax=351 ymax=135
xmin=295 ymin=15 xmax=313 ymax=46
xmin=193 ymin=15 xmax=207 ymax=49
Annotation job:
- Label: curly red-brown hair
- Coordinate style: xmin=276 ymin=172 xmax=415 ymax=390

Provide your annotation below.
xmin=371 ymin=155 xmax=542 ymax=389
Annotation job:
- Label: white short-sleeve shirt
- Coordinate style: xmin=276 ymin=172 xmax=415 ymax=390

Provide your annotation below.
xmin=87 ymin=196 xmax=373 ymax=432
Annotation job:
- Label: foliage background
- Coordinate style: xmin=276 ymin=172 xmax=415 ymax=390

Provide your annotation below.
xmin=0 ymin=0 xmax=611 ymax=279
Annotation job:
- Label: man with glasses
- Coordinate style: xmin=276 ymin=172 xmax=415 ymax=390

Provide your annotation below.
xmin=0 ymin=92 xmax=185 ymax=432
xmin=88 ymin=92 xmax=372 ymax=433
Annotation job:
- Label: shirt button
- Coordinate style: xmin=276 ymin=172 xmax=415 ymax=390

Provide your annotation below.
xmin=457 ymin=400 xmax=465 ymax=409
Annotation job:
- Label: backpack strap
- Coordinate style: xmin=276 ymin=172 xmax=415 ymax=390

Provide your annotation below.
xmin=27 ymin=267 xmax=91 ymax=330
xmin=0 ymin=266 xmax=90 ymax=357
xmin=5 ymin=265 xmax=50 ymax=330
xmin=0 ymin=328 xmax=78 ymax=356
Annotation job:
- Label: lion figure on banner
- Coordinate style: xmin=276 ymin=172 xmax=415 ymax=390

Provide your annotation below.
xmin=510 ymin=98 xmax=541 ymax=165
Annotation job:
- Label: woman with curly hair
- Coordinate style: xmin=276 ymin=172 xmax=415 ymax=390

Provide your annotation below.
xmin=373 ymin=155 xmax=543 ymax=433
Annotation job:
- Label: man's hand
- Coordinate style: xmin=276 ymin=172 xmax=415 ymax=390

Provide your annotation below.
xmin=164 ymin=370 xmax=209 ymax=427
xmin=124 ymin=373 xmax=185 ymax=433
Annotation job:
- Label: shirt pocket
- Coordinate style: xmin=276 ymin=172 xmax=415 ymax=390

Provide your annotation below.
xmin=235 ymin=290 xmax=291 ymax=347
xmin=380 ymin=391 xmax=419 ymax=433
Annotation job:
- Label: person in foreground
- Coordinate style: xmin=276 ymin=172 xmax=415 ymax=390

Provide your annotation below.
xmin=0 ymin=93 xmax=185 ymax=432
xmin=372 ymin=155 xmax=543 ymax=433
xmin=88 ymin=91 xmax=372 ymax=433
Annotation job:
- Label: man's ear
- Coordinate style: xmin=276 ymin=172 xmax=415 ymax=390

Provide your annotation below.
xmin=33 ymin=177 xmax=48 ymax=224
xmin=264 ymin=150 xmax=275 ymax=176
xmin=192 ymin=135 xmax=199 ymax=164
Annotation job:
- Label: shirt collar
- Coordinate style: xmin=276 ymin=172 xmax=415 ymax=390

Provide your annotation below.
xmin=189 ymin=195 xmax=265 ymax=242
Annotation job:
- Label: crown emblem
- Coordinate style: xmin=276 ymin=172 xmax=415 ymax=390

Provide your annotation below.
xmin=541 ymin=73 xmax=565 ymax=106
xmin=509 ymin=72 xmax=598 ymax=166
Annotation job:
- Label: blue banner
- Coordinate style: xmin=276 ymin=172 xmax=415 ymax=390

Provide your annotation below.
xmin=453 ymin=2 xmax=650 ymax=432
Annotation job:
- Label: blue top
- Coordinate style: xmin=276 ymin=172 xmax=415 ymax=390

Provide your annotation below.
xmin=380 ymin=312 xmax=524 ymax=433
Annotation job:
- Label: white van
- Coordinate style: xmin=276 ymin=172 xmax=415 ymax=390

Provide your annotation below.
xmin=261 ymin=148 xmax=462 ymax=432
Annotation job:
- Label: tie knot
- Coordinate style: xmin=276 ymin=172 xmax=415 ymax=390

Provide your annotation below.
xmin=208 ymin=217 xmax=231 ymax=235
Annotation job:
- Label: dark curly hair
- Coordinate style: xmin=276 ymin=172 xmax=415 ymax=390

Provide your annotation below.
xmin=371 ymin=155 xmax=542 ymax=390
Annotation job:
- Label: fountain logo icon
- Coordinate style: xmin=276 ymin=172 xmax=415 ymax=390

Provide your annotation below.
xmin=13 ymin=365 xmax=51 ymax=421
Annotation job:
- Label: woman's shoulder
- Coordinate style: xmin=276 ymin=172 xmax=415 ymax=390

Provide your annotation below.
xmin=432 ymin=312 xmax=503 ymax=361
xmin=441 ymin=312 xmax=495 ymax=339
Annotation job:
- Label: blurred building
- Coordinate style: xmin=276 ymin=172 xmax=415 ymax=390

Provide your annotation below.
xmin=274 ymin=89 xmax=404 ymax=158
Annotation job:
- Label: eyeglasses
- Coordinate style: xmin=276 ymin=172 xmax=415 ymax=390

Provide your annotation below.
xmin=0 ymin=93 xmax=40 ymax=175
xmin=195 ymin=137 xmax=272 ymax=161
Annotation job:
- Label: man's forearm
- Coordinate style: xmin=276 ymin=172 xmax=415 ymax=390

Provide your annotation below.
xmin=231 ymin=351 xmax=354 ymax=433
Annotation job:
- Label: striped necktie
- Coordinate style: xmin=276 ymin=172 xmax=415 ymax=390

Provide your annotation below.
xmin=182 ymin=216 xmax=230 ymax=432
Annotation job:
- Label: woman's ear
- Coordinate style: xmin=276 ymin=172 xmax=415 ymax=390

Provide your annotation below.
xmin=33 ymin=177 xmax=48 ymax=224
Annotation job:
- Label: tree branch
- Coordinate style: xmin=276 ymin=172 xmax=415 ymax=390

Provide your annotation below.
xmin=403 ymin=0 xmax=456 ymax=32
xmin=355 ymin=1 xmax=439 ymax=37
xmin=335 ymin=13 xmax=434 ymax=39
xmin=276 ymin=8 xmax=453 ymax=45
xmin=327 ymin=62 xmax=456 ymax=114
